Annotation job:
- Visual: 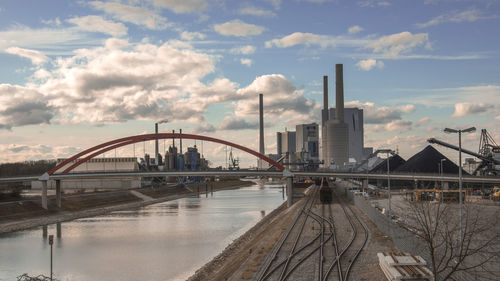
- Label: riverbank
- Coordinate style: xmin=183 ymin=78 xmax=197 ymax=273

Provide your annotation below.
xmin=0 ymin=179 xmax=254 ymax=235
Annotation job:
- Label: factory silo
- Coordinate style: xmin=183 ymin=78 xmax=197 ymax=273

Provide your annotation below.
xmin=325 ymin=64 xmax=349 ymax=167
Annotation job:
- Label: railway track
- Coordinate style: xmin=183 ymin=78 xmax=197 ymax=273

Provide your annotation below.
xmin=256 ymin=179 xmax=369 ymax=281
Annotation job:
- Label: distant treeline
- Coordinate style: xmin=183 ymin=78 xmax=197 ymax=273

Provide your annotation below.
xmin=0 ymin=160 xmax=57 ymax=177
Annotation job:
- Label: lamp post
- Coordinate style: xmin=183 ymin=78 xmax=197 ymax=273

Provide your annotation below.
xmin=444 ymin=126 xmax=476 ymax=246
xmin=378 ymin=149 xmax=394 ymax=219
xmin=48 ymin=234 xmax=53 ymax=281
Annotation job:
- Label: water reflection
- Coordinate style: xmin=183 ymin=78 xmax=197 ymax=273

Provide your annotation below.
xmin=0 ymin=183 xmax=285 ymax=281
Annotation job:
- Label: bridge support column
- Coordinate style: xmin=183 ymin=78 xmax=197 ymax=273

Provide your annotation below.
xmin=56 ymin=180 xmax=62 ymax=208
xmin=362 ymin=179 xmax=368 ymax=192
xmin=286 ymin=177 xmax=293 ymax=207
xmin=41 ymin=180 xmax=48 ymax=210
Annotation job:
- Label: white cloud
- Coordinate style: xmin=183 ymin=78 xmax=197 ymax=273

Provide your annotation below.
xmin=415 ymin=117 xmax=431 ymax=126
xmin=231 ymin=45 xmax=256 ymax=55
xmin=180 ymin=31 xmax=206 ymax=40
xmin=239 ymin=5 xmax=276 ymax=17
xmin=0 ymin=38 xmax=244 ymax=128
xmin=67 ymin=15 xmax=127 ymax=36
xmin=152 ymin=0 xmax=208 ymax=13
xmin=41 ymin=17 xmax=61 ymax=26
xmin=267 ymin=0 xmax=282 ymax=9
xmin=89 ymin=1 xmax=168 ymax=30
xmin=214 ymin=20 xmax=266 ymax=37
xmin=266 ymin=32 xmax=325 ymax=48
xmin=371 ymin=120 xmax=412 ymax=132
xmin=0 ymin=84 xmax=53 ymax=129
xmin=5 ymin=47 xmax=49 ymax=65
xmin=194 ymin=123 xmax=216 ymax=133
xmin=366 ymin=31 xmax=430 ymax=57
xmin=218 ymin=117 xmax=259 ymax=130
xmin=240 ymin=58 xmax=253 ymax=66
xmin=265 ymin=32 xmax=370 ymax=49
xmin=235 ymin=74 xmax=319 ymax=123
xmin=345 ymin=100 xmax=415 ymax=124
xmin=0 ymin=25 xmax=98 ymax=54
xmin=0 ymin=143 xmax=80 ymax=162
xmin=357 ymin=1 xmax=392 ymax=7
xmin=356 ymin=59 xmax=384 ymax=71
xmin=451 ymin=103 xmax=494 ymax=117
xmin=415 ymin=9 xmax=496 ymax=28
xmin=348 ymin=25 xmax=364 ymax=34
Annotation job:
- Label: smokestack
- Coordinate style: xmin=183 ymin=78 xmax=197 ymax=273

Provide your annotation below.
xmin=179 ymin=129 xmax=182 ymax=154
xmin=335 ymin=64 xmax=344 ymax=122
xmin=323 ymin=75 xmax=328 ymax=125
xmin=172 ymin=130 xmax=175 ymax=148
xmin=155 ymin=123 xmax=159 ymax=166
xmin=259 ymin=93 xmax=264 ymax=156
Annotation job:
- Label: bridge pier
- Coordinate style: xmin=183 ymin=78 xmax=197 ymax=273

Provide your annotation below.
xmin=56 ymin=180 xmax=62 ymax=208
xmin=362 ymin=179 xmax=368 ymax=192
xmin=41 ymin=180 xmax=48 ymax=210
xmin=286 ymin=177 xmax=293 ymax=207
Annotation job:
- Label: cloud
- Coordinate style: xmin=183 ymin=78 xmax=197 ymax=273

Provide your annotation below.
xmin=89 ymin=1 xmax=168 ymax=30
xmin=415 ymin=117 xmax=431 ymax=126
xmin=0 ymin=144 xmax=80 ymax=162
xmin=230 ymin=45 xmax=256 ymax=55
xmin=67 ymin=15 xmax=127 ymax=37
xmin=180 ymin=31 xmax=206 ymax=40
xmin=2 ymin=38 xmax=241 ymax=127
xmin=451 ymin=102 xmax=494 ymax=117
xmin=213 ymin=20 xmax=266 ymax=37
xmin=240 ymin=58 xmax=253 ymax=66
xmin=357 ymin=1 xmax=392 ymax=7
xmin=345 ymin=100 xmax=415 ymax=124
xmin=0 ymin=25 xmax=97 ymax=55
xmin=265 ymin=32 xmax=369 ymax=49
xmin=356 ymin=59 xmax=384 ymax=71
xmin=415 ymin=9 xmax=496 ymax=28
xmin=218 ymin=117 xmax=259 ymax=130
xmin=348 ymin=25 xmax=364 ymax=34
xmin=5 ymin=47 xmax=49 ymax=65
xmin=194 ymin=123 xmax=216 ymax=134
xmin=152 ymin=0 xmax=208 ymax=13
xmin=366 ymin=31 xmax=430 ymax=57
xmin=239 ymin=5 xmax=276 ymax=17
xmin=235 ymin=74 xmax=319 ymax=123
xmin=267 ymin=0 xmax=282 ymax=9
xmin=0 ymin=84 xmax=53 ymax=129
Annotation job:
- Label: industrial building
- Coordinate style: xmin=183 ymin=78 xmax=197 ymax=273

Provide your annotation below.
xmin=276 ymin=131 xmax=296 ymax=155
xmin=32 ymin=157 xmax=141 ymax=189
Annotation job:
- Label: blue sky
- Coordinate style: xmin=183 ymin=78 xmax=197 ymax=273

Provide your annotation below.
xmin=0 ymin=0 xmax=499 ymax=167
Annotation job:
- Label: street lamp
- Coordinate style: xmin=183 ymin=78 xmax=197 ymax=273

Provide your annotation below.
xmin=444 ymin=126 xmax=476 ymax=245
xmin=378 ymin=149 xmax=394 ymax=219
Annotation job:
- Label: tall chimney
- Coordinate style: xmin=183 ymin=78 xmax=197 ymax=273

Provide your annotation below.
xmin=155 ymin=123 xmax=159 ymax=166
xmin=322 ymin=75 xmax=328 ymax=125
xmin=335 ymin=64 xmax=344 ymax=122
xmin=259 ymin=93 xmax=264 ymax=156
xmin=179 ymin=129 xmax=182 ymax=154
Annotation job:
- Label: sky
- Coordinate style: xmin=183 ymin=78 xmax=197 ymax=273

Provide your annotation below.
xmin=0 ymin=0 xmax=499 ymax=168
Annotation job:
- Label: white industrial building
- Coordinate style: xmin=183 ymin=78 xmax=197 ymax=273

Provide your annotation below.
xmin=32 ymin=157 xmax=141 ymax=189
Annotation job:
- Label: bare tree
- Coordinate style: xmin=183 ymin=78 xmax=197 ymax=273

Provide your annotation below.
xmin=399 ymin=200 xmax=500 ymax=280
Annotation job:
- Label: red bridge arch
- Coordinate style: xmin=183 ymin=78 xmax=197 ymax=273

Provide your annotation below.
xmin=49 ymin=133 xmax=284 ymax=174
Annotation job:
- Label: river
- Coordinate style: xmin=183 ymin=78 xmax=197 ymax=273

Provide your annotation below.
xmin=0 ymin=181 xmax=285 ymax=281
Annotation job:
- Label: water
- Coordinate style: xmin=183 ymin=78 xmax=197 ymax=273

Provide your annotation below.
xmin=0 ymin=182 xmax=285 ymax=281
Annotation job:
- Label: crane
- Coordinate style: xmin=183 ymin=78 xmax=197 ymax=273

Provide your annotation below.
xmin=428 ymin=130 xmax=500 ymax=176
